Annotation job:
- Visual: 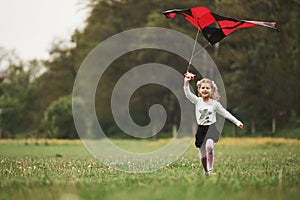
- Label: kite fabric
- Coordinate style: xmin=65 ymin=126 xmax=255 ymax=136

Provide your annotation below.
xmin=162 ymin=6 xmax=279 ymax=45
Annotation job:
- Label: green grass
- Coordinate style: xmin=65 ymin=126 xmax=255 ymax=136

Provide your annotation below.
xmin=0 ymin=138 xmax=299 ymax=200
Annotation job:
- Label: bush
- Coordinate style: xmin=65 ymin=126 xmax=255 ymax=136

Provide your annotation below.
xmin=46 ymin=96 xmax=85 ymax=139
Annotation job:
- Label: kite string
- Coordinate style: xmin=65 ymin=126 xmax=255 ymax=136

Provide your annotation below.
xmin=187 ymin=29 xmax=210 ymax=72
xmin=191 ymin=43 xmax=210 ymax=59
xmin=187 ymin=28 xmax=200 ymax=72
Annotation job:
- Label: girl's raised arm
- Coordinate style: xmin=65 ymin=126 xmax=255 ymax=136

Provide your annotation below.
xmin=183 ymin=78 xmax=198 ymax=104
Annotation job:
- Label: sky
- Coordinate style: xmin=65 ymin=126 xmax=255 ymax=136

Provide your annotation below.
xmin=0 ymin=0 xmax=89 ymax=61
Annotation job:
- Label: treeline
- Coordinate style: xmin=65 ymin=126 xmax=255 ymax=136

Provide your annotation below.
xmin=0 ymin=0 xmax=299 ymax=139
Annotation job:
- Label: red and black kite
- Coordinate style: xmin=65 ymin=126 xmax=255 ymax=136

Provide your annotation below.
xmin=163 ymin=6 xmax=279 ymax=45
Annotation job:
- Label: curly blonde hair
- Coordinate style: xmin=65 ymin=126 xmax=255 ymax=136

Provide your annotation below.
xmin=196 ymin=78 xmax=220 ymax=100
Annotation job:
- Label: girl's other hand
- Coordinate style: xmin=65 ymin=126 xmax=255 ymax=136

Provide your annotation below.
xmin=239 ymin=123 xmax=243 ymax=129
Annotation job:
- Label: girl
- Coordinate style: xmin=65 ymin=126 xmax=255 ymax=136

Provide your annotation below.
xmin=184 ymin=77 xmax=243 ymax=176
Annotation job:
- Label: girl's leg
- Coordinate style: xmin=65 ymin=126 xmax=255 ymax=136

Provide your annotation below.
xmin=206 ymin=139 xmax=214 ymax=171
xmin=199 ymin=146 xmax=208 ymax=173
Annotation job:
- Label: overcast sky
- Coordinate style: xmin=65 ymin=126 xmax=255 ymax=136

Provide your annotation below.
xmin=0 ymin=0 xmax=89 ymax=61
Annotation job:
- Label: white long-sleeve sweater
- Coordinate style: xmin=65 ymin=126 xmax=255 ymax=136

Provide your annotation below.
xmin=184 ymin=84 xmax=242 ymax=127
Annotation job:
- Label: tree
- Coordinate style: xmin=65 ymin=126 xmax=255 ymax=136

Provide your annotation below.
xmin=46 ymin=96 xmax=86 ymax=139
xmin=1 ymin=0 xmax=295 ymax=138
xmin=0 ymin=48 xmax=40 ymax=137
xmin=36 ymin=39 xmax=77 ymax=113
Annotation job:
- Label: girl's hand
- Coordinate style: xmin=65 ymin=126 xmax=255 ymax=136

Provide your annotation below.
xmin=184 ymin=71 xmax=196 ymax=80
xmin=239 ymin=123 xmax=243 ymax=129
xmin=184 ymin=77 xmax=191 ymax=82
xmin=184 ymin=77 xmax=191 ymax=86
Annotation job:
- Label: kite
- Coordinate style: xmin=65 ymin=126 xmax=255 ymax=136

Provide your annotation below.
xmin=162 ymin=6 xmax=279 ymax=45
xmin=162 ymin=6 xmax=279 ymax=77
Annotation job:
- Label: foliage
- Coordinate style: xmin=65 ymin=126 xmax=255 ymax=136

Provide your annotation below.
xmin=208 ymin=0 xmax=300 ymax=132
xmin=46 ymin=96 xmax=84 ymax=139
xmin=0 ymin=50 xmax=41 ymax=137
xmin=35 ymin=39 xmax=77 ymax=113
xmin=75 ymin=0 xmax=300 ymax=136
xmin=1 ymin=0 xmax=300 ymax=138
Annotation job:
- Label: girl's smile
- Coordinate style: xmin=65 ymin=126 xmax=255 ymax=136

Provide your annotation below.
xmin=198 ymin=83 xmax=212 ymax=99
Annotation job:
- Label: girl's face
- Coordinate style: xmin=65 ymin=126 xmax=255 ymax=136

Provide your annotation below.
xmin=198 ymin=83 xmax=212 ymax=99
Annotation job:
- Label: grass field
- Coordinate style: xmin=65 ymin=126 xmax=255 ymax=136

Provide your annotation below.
xmin=0 ymin=137 xmax=299 ymax=200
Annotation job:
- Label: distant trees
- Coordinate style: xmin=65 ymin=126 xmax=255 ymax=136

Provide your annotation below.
xmin=0 ymin=48 xmax=41 ymax=137
xmin=211 ymin=0 xmax=300 ymax=133
xmin=0 ymin=0 xmax=299 ymax=138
